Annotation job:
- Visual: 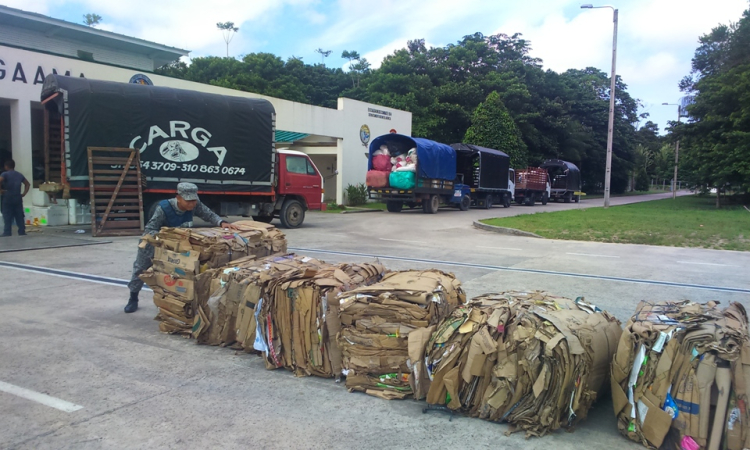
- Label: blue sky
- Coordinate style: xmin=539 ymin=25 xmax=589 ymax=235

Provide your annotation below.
xmin=7 ymin=0 xmax=750 ymax=134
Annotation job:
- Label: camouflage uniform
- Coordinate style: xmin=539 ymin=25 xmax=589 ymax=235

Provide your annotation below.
xmin=127 ymin=197 xmax=223 ymax=294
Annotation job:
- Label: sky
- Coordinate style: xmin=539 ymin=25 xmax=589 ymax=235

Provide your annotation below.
xmin=5 ymin=0 xmax=749 ymax=134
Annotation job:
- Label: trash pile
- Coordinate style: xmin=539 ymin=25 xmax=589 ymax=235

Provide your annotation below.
xmin=139 ymin=220 xmax=287 ymax=335
xmin=336 ymin=270 xmax=465 ymax=399
xmin=612 ymin=300 xmax=750 ymax=450
xmin=422 ymin=291 xmax=622 ymax=437
xmin=366 ymin=144 xmax=418 ymax=189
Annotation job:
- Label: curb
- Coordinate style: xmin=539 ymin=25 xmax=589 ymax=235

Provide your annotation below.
xmin=472 ymin=221 xmax=543 ymax=239
xmin=340 ymin=209 xmax=383 ymax=214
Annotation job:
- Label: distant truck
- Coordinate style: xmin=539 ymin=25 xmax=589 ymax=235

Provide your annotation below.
xmin=541 ymin=159 xmax=581 ymax=203
xmin=40 ymin=75 xmax=323 ymax=228
xmin=366 ymin=134 xmax=471 ymax=214
xmin=451 ymin=143 xmax=515 ymax=208
xmin=514 ymin=167 xmax=551 ymax=206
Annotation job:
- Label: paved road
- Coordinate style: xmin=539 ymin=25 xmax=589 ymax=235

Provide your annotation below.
xmin=0 ymin=190 xmax=746 ymax=449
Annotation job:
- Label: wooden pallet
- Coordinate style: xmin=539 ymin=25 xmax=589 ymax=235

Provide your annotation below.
xmin=87 ymin=147 xmax=145 ymax=237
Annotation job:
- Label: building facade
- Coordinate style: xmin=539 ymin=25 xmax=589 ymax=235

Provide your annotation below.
xmin=0 ymin=6 xmax=411 ymax=206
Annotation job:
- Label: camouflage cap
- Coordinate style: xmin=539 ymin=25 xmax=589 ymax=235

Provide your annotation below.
xmin=176 ymin=182 xmax=199 ymax=201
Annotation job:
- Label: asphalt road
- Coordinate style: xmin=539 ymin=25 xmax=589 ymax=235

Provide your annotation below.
xmin=1 ymin=191 xmax=747 ymax=449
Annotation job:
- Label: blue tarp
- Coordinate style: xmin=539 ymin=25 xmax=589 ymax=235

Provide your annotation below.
xmin=368 ymin=134 xmax=456 ymax=181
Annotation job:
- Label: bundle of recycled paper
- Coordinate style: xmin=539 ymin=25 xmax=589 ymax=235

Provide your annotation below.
xmin=420 ymin=291 xmax=621 ymax=437
xmin=193 ymin=254 xmax=388 ymax=379
xmin=337 ymin=270 xmax=465 ymax=400
xmin=140 ymin=220 xmax=287 ymax=335
xmin=612 ymin=300 xmax=750 ymax=450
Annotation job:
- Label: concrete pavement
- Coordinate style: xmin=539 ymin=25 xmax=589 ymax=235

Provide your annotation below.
xmin=0 ymin=190 xmax=746 ymax=449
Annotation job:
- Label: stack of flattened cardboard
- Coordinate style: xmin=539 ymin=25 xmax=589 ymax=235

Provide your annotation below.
xmin=612 ymin=300 xmax=750 ymax=450
xmin=421 ymin=291 xmax=621 ymax=437
xmin=140 ymin=220 xmax=287 ymax=335
xmin=337 ymin=270 xmax=465 ymax=400
xmin=255 ymin=261 xmax=387 ymax=377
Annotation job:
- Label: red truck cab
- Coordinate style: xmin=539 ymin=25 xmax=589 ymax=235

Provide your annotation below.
xmin=274 ymin=149 xmax=324 ymax=227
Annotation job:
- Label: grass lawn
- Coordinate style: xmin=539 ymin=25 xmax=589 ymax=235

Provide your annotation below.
xmin=480 ymin=195 xmax=750 ymax=251
xmin=320 ymin=202 xmax=386 ymax=213
xmin=584 ymin=189 xmax=669 ymax=199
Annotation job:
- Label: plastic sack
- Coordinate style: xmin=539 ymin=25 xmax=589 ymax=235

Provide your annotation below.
xmin=366 ymin=170 xmax=389 ymax=188
xmin=372 ymin=155 xmax=392 ymax=172
xmin=394 ymin=164 xmax=416 ymax=173
xmin=389 ymin=171 xmax=416 ymax=190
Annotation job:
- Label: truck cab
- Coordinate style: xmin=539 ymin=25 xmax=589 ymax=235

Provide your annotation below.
xmin=277 ymin=149 xmax=323 ymax=212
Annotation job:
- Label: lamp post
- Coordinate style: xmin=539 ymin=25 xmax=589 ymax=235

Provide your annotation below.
xmin=581 ymin=4 xmax=618 ymax=208
xmin=662 ymin=102 xmax=681 ymax=199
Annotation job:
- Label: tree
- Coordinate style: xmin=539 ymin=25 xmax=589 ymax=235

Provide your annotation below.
xmin=217 ymin=22 xmax=239 ymax=58
xmin=464 ymin=91 xmax=528 ymax=167
xmin=315 ymin=48 xmax=332 ymax=66
xmin=82 ymin=13 xmax=102 ymax=27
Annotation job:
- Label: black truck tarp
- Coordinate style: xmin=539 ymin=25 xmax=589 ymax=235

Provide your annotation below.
xmin=541 ymin=159 xmax=581 ymax=191
xmin=451 ymin=143 xmax=510 ymax=190
xmin=41 ymin=74 xmax=275 ymax=193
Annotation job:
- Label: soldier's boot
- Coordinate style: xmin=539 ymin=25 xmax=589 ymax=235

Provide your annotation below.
xmin=124 ymin=292 xmax=139 ymax=313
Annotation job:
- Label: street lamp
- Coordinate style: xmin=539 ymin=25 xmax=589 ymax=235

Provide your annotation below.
xmin=581 ymin=4 xmax=618 ymax=208
xmin=662 ymin=102 xmax=681 ymax=199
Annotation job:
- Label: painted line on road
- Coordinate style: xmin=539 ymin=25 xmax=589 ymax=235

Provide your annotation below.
xmin=479 ymin=246 xmax=523 ymax=251
xmin=288 ymin=247 xmax=750 ymax=294
xmin=676 ymin=261 xmax=736 ymax=267
xmin=0 ymin=261 xmax=150 ymax=291
xmin=0 ymin=380 xmax=83 ymax=413
xmin=380 ymin=238 xmax=428 ymax=245
xmin=566 ymin=252 xmax=620 ymax=258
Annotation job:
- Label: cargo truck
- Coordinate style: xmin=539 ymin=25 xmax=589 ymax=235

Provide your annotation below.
xmin=451 ymin=143 xmax=515 ymax=208
xmin=514 ymin=167 xmax=551 ymax=206
xmin=366 ymin=134 xmax=471 ymax=214
xmin=40 ymin=75 xmax=323 ymax=228
xmin=541 ymin=159 xmax=581 ymax=203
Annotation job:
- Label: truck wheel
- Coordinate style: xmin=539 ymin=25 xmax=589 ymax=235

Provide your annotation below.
xmin=564 ymin=192 xmax=573 ymax=203
xmin=459 ymin=194 xmax=471 ymax=211
xmin=515 ymin=197 xmax=523 ymax=205
xmin=483 ymin=194 xmax=493 ymax=209
xmin=525 ymin=196 xmax=535 ymax=206
xmin=253 ymin=215 xmax=274 ymax=223
xmin=503 ymin=194 xmax=511 ymax=208
xmin=541 ymin=192 xmax=549 ymax=205
xmin=422 ymin=194 xmax=439 ymax=214
xmin=386 ymin=201 xmax=403 ymax=213
xmin=574 ymin=195 xmax=580 ymax=203
xmin=280 ymin=199 xmax=305 ymax=228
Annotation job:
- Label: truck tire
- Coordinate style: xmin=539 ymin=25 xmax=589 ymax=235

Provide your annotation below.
xmin=503 ymin=193 xmax=511 ymax=208
xmin=386 ymin=201 xmax=403 ymax=213
xmin=459 ymin=194 xmax=471 ymax=211
xmin=422 ymin=194 xmax=439 ymax=214
xmin=483 ymin=194 xmax=493 ymax=209
xmin=280 ymin=199 xmax=305 ymax=228
xmin=541 ymin=192 xmax=549 ymax=205
xmin=574 ymin=195 xmax=580 ymax=203
xmin=515 ymin=196 xmax=524 ymax=205
xmin=564 ymin=192 xmax=573 ymax=203
xmin=525 ymin=195 xmax=535 ymax=206
xmin=253 ymin=215 xmax=274 ymax=223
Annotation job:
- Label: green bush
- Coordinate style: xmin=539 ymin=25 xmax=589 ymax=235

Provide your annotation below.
xmin=345 ymin=183 xmax=367 ymax=206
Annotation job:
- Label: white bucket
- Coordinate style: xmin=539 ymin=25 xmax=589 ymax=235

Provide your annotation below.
xmin=68 ymin=198 xmax=78 ymax=225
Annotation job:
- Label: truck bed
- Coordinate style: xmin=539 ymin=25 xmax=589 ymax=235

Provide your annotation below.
xmin=515 ymin=168 xmax=548 ymax=191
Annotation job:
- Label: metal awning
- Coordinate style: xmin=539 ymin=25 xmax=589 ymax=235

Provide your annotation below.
xmin=275 ymin=130 xmax=310 ymax=143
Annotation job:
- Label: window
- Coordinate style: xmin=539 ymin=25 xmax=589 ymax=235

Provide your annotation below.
xmin=306 ymin=159 xmax=318 ymax=176
xmin=77 ymin=50 xmax=94 ymax=61
xmin=286 ymin=156 xmax=308 ymax=174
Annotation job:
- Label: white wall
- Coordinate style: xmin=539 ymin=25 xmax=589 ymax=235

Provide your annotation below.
xmin=0 ymin=25 xmax=156 ymax=71
xmin=0 ymin=44 xmax=412 ymax=206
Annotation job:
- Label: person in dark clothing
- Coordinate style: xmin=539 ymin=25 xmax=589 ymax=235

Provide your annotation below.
xmin=0 ymin=159 xmax=31 ymax=237
xmin=125 ymin=182 xmax=239 ymax=313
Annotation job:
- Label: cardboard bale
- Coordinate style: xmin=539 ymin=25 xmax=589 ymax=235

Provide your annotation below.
xmin=611 ymin=300 xmax=750 ymax=450
xmin=337 ymin=270 xmax=465 ymax=399
xmin=422 ymin=291 xmax=621 ymax=437
xmin=140 ymin=220 xmax=287 ymax=336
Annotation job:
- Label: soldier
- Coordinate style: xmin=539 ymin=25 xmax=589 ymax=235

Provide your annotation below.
xmin=125 ymin=182 xmax=238 ymax=313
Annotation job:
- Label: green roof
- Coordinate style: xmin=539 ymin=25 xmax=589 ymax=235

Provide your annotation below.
xmin=275 ymin=130 xmax=310 ymax=143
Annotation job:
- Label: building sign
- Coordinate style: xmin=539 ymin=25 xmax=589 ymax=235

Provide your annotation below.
xmin=129 ymin=73 xmax=153 ymax=85
xmin=359 ymin=124 xmax=370 ymax=146
xmin=0 ymin=58 xmax=85 ymax=84
xmin=368 ymin=107 xmax=392 ymax=121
